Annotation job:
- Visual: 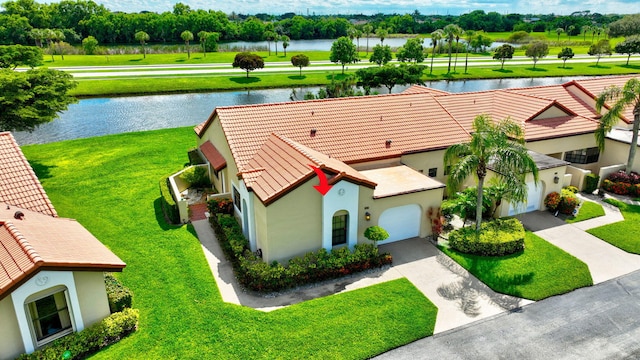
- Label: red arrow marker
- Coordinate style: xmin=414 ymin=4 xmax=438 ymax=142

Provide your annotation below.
xmin=309 ymin=164 xmax=332 ymax=196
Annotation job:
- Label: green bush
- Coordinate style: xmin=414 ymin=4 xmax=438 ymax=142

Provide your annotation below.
xmin=187 ymin=148 xmax=205 ymax=165
xmin=364 ymin=226 xmax=390 ymax=243
xmin=159 ymin=175 xmax=178 ymax=224
xmin=180 ymin=166 xmax=211 ymax=188
xmin=210 ymin=214 xmax=392 ymax=292
xmin=17 ymin=308 xmax=139 ymax=360
xmin=558 ymin=189 xmax=580 ymax=215
xmin=563 ymin=185 xmax=579 ymax=194
xmin=104 ymin=273 xmax=133 ymax=313
xmin=544 ymin=192 xmax=561 ymax=211
xmin=584 ymin=173 xmax=599 ymax=194
xmin=448 ymin=218 xmax=525 ymax=256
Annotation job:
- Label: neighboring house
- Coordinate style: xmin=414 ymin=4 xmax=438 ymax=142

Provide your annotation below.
xmin=194 ymin=75 xmax=639 ymax=264
xmin=0 ymin=132 xmax=126 ymax=360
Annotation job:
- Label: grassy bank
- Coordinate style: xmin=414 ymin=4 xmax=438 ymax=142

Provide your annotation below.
xmin=71 ymin=61 xmax=640 ymax=97
xmin=21 ymin=128 xmax=438 ymax=359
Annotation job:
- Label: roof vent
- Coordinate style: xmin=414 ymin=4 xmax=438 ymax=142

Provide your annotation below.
xmin=14 ymin=211 xmax=24 ymax=220
xmin=311 ymin=111 xmax=314 ymax=116
xmin=310 ymin=129 xmax=317 ymax=137
xmin=385 ymin=139 xmax=392 ymax=148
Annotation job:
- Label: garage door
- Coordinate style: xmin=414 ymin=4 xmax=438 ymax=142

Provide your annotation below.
xmin=378 ymin=204 xmax=421 ymax=244
xmin=508 ymin=181 xmax=543 ymax=216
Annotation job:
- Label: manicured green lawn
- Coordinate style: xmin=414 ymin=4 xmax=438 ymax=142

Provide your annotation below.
xmin=439 ymin=231 xmax=593 ymax=300
xmin=588 ymin=199 xmax=640 ymax=254
xmin=21 ymin=128 xmax=437 ymax=359
xmin=565 ymin=200 xmax=605 ymax=223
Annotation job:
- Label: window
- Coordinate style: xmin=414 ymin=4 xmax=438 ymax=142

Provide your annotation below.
xmin=428 ymin=168 xmax=437 ymax=177
xmin=332 ymin=212 xmax=348 ymax=246
xmin=563 ymin=147 xmax=600 ymax=164
xmin=232 ymin=186 xmax=241 ymax=211
xmin=27 ymin=290 xmax=72 ymax=344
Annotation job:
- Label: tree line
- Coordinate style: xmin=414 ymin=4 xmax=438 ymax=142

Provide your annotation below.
xmin=0 ymin=0 xmax=633 ymax=47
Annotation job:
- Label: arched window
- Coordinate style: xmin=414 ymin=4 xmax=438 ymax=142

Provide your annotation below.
xmin=332 ymin=210 xmax=348 ymax=246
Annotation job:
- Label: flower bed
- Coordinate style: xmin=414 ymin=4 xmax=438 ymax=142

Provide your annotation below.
xmin=208 ymin=207 xmax=392 ymax=292
xmin=602 ymin=170 xmax=640 ymax=197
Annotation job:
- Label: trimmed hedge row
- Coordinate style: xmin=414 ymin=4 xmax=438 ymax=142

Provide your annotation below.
xmin=159 ymin=174 xmax=179 ymax=224
xmin=104 ymin=273 xmax=133 ymax=313
xmin=448 ymin=218 xmax=525 ymax=257
xmin=210 ymin=213 xmax=392 ymax=292
xmin=584 ymin=173 xmax=599 ymax=194
xmin=17 ymin=308 xmax=139 ymax=360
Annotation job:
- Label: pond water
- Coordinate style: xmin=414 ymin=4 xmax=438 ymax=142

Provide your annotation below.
xmin=13 ymin=76 xmax=592 ymax=146
xmin=219 ymin=38 xmax=417 ymax=51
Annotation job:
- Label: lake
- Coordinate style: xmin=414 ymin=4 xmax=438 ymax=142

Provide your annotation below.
xmin=13 ymin=76 xmax=592 ymax=146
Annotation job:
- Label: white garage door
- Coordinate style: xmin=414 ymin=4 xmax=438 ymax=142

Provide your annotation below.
xmin=378 ymin=204 xmax=421 ymax=244
xmin=508 ymin=181 xmax=543 ymax=216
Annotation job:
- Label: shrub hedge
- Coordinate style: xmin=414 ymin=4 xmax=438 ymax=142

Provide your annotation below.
xmin=17 ymin=308 xmax=139 ymax=360
xmin=159 ymin=174 xmax=178 ymax=224
xmin=558 ymin=189 xmax=580 ymax=215
xmin=448 ymin=218 xmax=525 ymax=257
xmin=602 ymin=171 xmax=640 ymax=197
xmin=104 ymin=273 xmax=133 ymax=313
xmin=210 ymin=213 xmax=392 ymax=292
xmin=584 ymin=173 xmax=599 ymax=194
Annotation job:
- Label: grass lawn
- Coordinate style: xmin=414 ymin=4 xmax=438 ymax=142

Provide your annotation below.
xmin=588 ymin=199 xmax=640 ymax=254
xmin=21 ymin=128 xmax=438 ymax=359
xmin=439 ymin=231 xmax=593 ymax=300
xmin=565 ymin=200 xmax=605 ymax=223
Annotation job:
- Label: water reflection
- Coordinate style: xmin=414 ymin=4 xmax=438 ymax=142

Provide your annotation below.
xmin=13 ymin=76 xmax=593 ymax=145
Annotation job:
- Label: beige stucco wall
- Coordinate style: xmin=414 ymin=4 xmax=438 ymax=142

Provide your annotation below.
xmin=357 ymin=186 xmax=445 ymax=242
xmin=260 ymin=180 xmax=323 ymax=263
xmin=199 ymin=116 xmax=238 ymax=194
xmin=0 ymin=295 xmax=25 ymax=360
xmin=599 ymin=139 xmax=640 ymax=173
xmin=535 ymin=106 xmax=570 ymax=119
xmin=525 ymin=134 xmax=597 ymax=159
xmin=400 ymin=149 xmax=448 ymax=183
xmin=495 ymin=167 xmax=564 ymax=217
xmin=74 ymin=272 xmax=111 ymax=328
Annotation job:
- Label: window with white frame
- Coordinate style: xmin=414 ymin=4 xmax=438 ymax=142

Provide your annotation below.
xmin=27 ymin=289 xmax=73 ymax=345
xmin=232 ymin=186 xmax=241 ymax=211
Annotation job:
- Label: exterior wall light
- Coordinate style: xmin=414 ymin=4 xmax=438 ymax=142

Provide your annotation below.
xmin=365 ymin=212 xmax=371 ymax=221
xmin=553 ymin=175 xmax=560 ymax=184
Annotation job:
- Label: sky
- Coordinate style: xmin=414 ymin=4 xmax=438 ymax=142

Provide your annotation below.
xmin=88 ymin=0 xmax=638 ymax=16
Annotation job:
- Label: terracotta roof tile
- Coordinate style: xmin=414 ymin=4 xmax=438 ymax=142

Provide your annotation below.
xmin=0 ymin=132 xmax=57 ymax=217
xmin=0 ymin=206 xmax=126 ymax=300
xmin=573 ymin=75 xmax=640 ymax=124
xmin=402 ymin=85 xmax=451 ymax=95
xmin=199 ymin=140 xmax=227 ymax=171
xmin=202 ymin=93 xmax=470 ymax=171
xmin=508 ymin=83 xmax=599 ymax=119
xmin=241 ymin=134 xmax=376 ymax=205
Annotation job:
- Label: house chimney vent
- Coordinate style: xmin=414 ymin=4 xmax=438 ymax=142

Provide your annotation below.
xmin=385 ymin=139 xmax=392 ymax=148
xmin=14 ymin=211 xmax=24 ymax=220
xmin=310 ymin=129 xmax=317 ymax=137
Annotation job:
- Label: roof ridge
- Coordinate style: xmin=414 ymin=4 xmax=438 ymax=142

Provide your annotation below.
xmin=3 ymin=222 xmax=43 ymax=265
xmin=432 ymin=96 xmax=472 ymax=137
xmin=273 ymin=133 xmax=323 ymax=166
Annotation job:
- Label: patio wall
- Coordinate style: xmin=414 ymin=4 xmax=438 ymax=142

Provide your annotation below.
xmin=565 ymin=165 xmax=591 ymax=190
xmin=168 ymin=164 xmax=209 ymax=223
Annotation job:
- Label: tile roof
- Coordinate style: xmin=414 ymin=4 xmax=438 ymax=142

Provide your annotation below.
xmin=240 ymin=133 xmax=376 ymax=205
xmin=197 ymin=93 xmax=471 ymax=171
xmin=573 ymin=75 xmax=640 ymax=124
xmin=0 ymin=132 xmax=57 ymax=217
xmin=507 ymin=82 xmax=599 ymax=119
xmin=0 ymin=206 xmax=126 ymax=300
xmin=199 ymin=140 xmax=227 ymax=171
xmin=402 ymin=85 xmax=451 ymax=95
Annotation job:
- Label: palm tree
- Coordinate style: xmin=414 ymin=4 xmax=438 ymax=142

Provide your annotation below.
xmin=375 ymin=27 xmax=389 ymax=45
xmin=443 ymin=24 xmax=462 ymax=73
xmin=567 ymin=25 xmax=575 ymax=42
xmin=135 ymin=31 xmax=150 ymax=58
xmin=453 ymin=26 xmax=464 ymax=72
xmin=595 ymin=78 xmax=640 ymax=174
xmin=181 ymin=30 xmax=193 ymax=59
xmin=464 ymin=30 xmax=475 ymax=74
xmin=430 ymin=29 xmax=444 ymax=75
xmin=555 ymin=28 xmax=564 ymax=42
xmin=581 ymin=25 xmax=590 ymax=42
xmin=281 ymin=35 xmax=290 ymax=56
xmin=363 ymin=24 xmax=373 ymax=55
xmin=444 ymin=115 xmax=539 ymax=231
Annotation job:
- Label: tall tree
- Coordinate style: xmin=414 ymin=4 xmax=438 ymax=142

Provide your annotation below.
xmin=0 ymin=45 xmax=42 ymax=69
xmin=493 ymin=44 xmax=514 ymax=70
xmin=557 ymin=47 xmax=574 ymax=68
xmin=291 ymin=53 xmax=309 ymax=76
xmin=330 ymin=36 xmax=358 ymax=74
xmin=443 ymin=24 xmax=462 ymax=73
xmin=464 ymin=30 xmax=475 ymax=74
xmin=369 ymin=44 xmax=392 ymax=66
xmin=181 ymin=30 xmax=193 ymax=59
xmin=595 ymin=78 xmax=640 ymax=174
xmin=396 ymin=37 xmax=424 ymax=63
xmin=134 ymin=30 xmax=150 ymax=58
xmin=588 ymin=39 xmax=611 ymax=66
xmin=264 ymin=30 xmax=276 ymax=56
xmin=615 ymin=37 xmax=640 ymax=66
xmin=81 ymin=35 xmax=98 ymax=55
xmin=375 ymin=27 xmax=388 ymax=45
xmin=198 ymin=31 xmax=210 ymax=57
xmin=430 ymin=29 xmax=444 ymax=75
xmin=555 ymin=27 xmax=564 ymax=42
xmin=453 ymin=26 xmax=464 ymax=71
xmin=0 ymin=68 xmax=77 ymax=132
xmin=281 ymin=35 xmax=290 ymax=57
xmin=363 ymin=24 xmax=373 ymax=55
xmin=444 ymin=115 xmax=538 ymax=231
xmin=525 ymin=41 xmax=548 ymax=69
xmin=232 ymin=52 xmax=264 ymax=78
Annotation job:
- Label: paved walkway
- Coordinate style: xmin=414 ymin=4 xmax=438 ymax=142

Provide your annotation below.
xmin=517 ymin=194 xmax=640 ymax=284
